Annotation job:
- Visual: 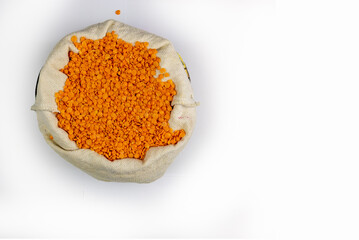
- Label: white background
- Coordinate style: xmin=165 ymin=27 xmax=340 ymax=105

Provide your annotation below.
xmin=0 ymin=0 xmax=359 ymax=239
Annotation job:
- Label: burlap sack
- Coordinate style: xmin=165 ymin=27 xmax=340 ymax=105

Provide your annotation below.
xmin=31 ymin=19 xmax=198 ymax=183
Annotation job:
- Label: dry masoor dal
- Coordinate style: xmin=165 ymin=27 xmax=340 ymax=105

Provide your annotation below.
xmin=31 ymin=19 xmax=197 ymax=183
xmin=55 ymin=31 xmax=185 ymax=161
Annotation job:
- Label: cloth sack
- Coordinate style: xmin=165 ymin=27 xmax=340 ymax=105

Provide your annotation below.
xmin=31 ymin=19 xmax=198 ymax=183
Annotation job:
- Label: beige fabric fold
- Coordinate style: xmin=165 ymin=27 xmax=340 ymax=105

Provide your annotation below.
xmin=31 ymin=19 xmax=197 ymax=183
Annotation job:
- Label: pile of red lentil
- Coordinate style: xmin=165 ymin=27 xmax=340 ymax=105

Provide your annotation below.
xmin=55 ymin=31 xmax=185 ymax=161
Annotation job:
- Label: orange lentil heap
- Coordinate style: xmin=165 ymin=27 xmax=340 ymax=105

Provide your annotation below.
xmin=55 ymin=31 xmax=186 ymax=161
